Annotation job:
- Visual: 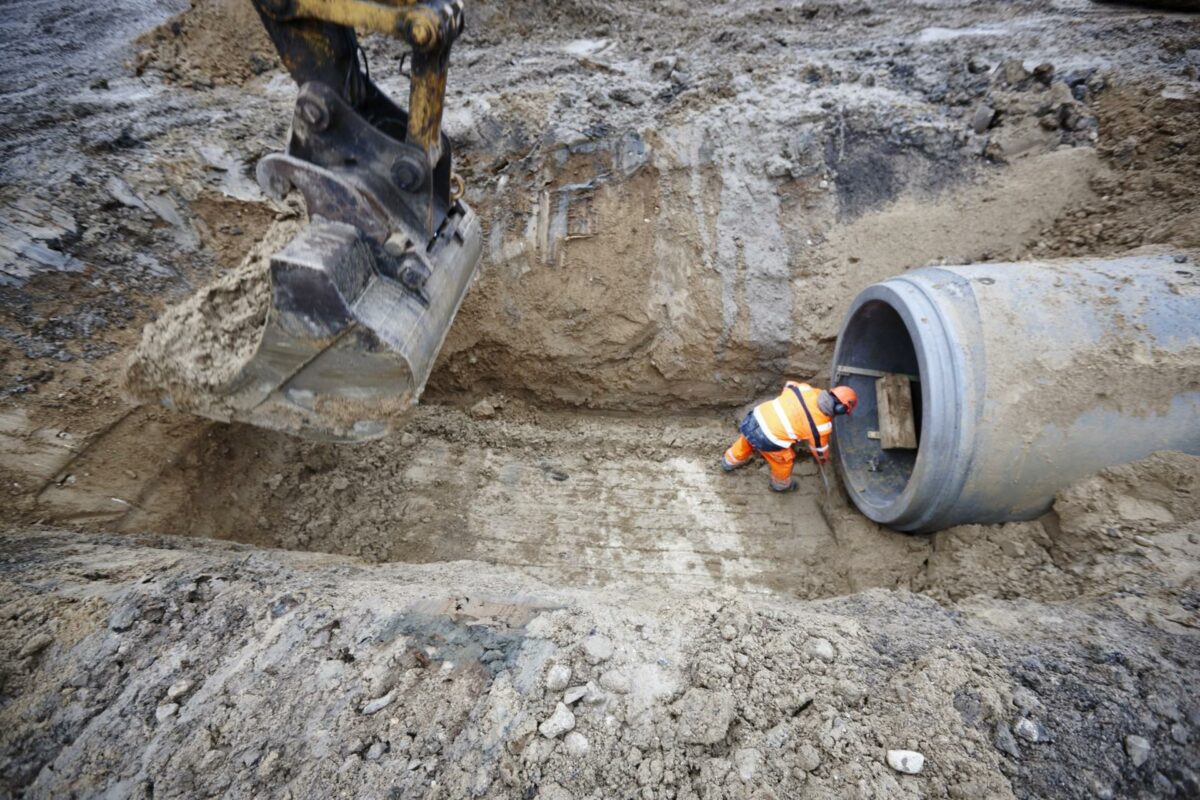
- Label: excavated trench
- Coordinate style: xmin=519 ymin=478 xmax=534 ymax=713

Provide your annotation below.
xmin=16 ymin=63 xmax=1200 ymax=605
xmin=5 ymin=4 xmax=1200 ymax=799
xmin=29 ymin=399 xmax=920 ymax=599
xmin=4 ymin=0 xmax=1199 ymax=606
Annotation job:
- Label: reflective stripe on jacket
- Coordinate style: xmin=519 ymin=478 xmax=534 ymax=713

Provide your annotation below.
xmin=751 ymin=382 xmax=833 ymax=454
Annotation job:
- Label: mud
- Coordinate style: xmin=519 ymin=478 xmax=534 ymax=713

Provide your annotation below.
xmin=122 ymin=215 xmax=299 ymax=418
xmin=2 ymin=0 xmax=1200 ymax=798
xmin=135 ymin=0 xmax=279 ymax=88
xmin=3 ymin=453 xmax=1200 ymax=799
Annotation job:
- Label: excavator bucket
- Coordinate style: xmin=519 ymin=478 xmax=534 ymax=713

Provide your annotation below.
xmin=197 ymin=166 xmax=482 ymax=442
xmin=125 ymin=79 xmax=483 ymax=442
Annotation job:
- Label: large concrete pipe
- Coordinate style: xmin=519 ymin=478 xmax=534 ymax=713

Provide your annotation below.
xmin=831 ymin=254 xmax=1200 ymax=532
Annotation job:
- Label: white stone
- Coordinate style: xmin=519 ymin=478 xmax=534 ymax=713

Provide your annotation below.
xmin=564 ymin=731 xmax=590 ymax=757
xmin=796 ymin=743 xmax=821 ymax=772
xmin=155 ymin=703 xmax=179 ymax=722
xmin=734 ymin=748 xmax=762 ymax=782
xmin=582 ymin=635 xmax=614 ymax=664
xmin=361 ymin=689 xmax=397 ymax=715
xmin=563 ymin=685 xmax=588 ymax=705
xmin=1124 ymin=734 xmax=1151 ymax=767
xmin=599 ymin=669 xmax=631 ymax=694
xmin=886 ymin=749 xmax=925 ymax=775
xmin=539 ymin=702 xmax=576 ymax=738
xmin=804 ymin=637 xmax=836 ymax=663
xmin=1014 ymin=718 xmax=1048 ymax=742
xmin=545 ymin=664 xmax=572 ymax=691
xmin=167 ymin=680 xmax=193 ymax=700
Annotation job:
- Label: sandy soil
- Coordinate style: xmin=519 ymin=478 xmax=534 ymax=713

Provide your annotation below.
xmin=1 ymin=0 xmax=1199 ymax=798
xmin=2 ymin=453 xmax=1198 ymax=799
xmin=121 ymin=215 xmax=300 ymax=418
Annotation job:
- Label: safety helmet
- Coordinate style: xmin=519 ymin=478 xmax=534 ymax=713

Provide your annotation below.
xmin=830 ymin=385 xmax=858 ymax=415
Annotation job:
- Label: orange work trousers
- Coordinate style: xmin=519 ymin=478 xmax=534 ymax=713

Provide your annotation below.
xmin=724 ymin=434 xmax=795 ymax=487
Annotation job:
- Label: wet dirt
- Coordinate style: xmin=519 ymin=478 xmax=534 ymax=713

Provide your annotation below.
xmin=2 ymin=451 xmax=1198 ymax=799
xmin=121 ymin=215 xmax=299 ymax=419
xmin=135 ymin=0 xmax=279 ymax=88
xmin=2 ymin=0 xmax=1200 ymax=798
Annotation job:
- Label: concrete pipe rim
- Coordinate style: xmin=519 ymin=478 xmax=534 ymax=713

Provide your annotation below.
xmin=830 ymin=276 xmax=973 ymax=531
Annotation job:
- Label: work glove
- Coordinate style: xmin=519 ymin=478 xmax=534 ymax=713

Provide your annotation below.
xmin=811 ymin=447 xmax=830 ymax=465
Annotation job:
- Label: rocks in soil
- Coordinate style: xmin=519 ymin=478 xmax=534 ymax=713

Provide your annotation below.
xmin=1000 ymin=58 xmax=1029 ymax=84
xmin=4 ymin=510 xmax=1200 ymax=799
xmin=108 ymin=602 xmax=138 ymax=632
xmin=469 ymin=398 xmax=496 ymax=419
xmin=994 ymin=720 xmax=1021 ymax=758
xmin=564 ymin=731 xmax=589 ymax=758
xmin=155 ymin=703 xmax=179 ymax=722
xmin=17 ymin=633 xmax=53 ymax=658
xmin=968 ymin=57 xmax=990 ymax=74
xmin=796 ymin=743 xmax=822 ymax=772
xmin=972 ymin=104 xmax=996 ymax=134
xmin=674 ymin=688 xmax=736 ymax=745
xmin=545 ymin=663 xmax=572 ymax=691
xmin=734 ymin=748 xmax=762 ymax=782
xmin=608 ymin=87 xmax=648 ymax=106
xmin=581 ymin=635 xmax=613 ymax=664
xmin=1015 ymin=718 xmax=1050 ymax=743
xmin=361 ymin=689 xmax=396 ymax=715
xmin=886 ymin=749 xmax=925 ymax=775
xmin=1125 ymin=735 xmax=1151 ymax=767
xmin=166 ymin=680 xmax=193 ymax=700
xmin=581 ymin=683 xmax=605 ymax=705
xmin=804 ymin=637 xmax=836 ymax=663
xmin=598 ymin=669 xmax=630 ymax=694
xmin=538 ymin=702 xmax=576 ymax=739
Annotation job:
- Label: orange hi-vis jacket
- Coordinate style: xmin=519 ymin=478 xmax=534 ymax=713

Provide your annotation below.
xmin=752 ymin=382 xmax=834 ymax=458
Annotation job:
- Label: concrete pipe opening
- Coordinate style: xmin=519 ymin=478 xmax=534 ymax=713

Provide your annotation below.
xmin=831 ymin=255 xmax=1200 ymax=533
xmin=833 ymin=300 xmax=923 ymax=509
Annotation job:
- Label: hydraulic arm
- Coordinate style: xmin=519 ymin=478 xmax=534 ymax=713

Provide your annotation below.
xmin=165 ymin=0 xmax=483 ymax=440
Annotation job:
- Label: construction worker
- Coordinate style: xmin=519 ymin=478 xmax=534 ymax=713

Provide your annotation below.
xmin=721 ymin=382 xmax=858 ymax=492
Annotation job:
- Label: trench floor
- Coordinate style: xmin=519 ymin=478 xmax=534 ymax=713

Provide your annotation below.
xmin=3 ymin=403 xmax=907 ymax=598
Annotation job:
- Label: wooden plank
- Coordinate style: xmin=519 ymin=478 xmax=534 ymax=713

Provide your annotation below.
xmin=836 ymin=365 xmax=920 ymax=382
xmin=876 ymin=373 xmax=918 ymax=450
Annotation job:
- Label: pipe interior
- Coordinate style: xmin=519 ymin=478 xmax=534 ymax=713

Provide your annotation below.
xmin=836 ymin=299 xmax=923 ymax=508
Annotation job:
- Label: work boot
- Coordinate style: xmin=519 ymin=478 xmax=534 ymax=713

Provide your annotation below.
xmin=721 ymin=454 xmax=748 ymax=472
xmin=769 ymin=478 xmax=797 ymax=493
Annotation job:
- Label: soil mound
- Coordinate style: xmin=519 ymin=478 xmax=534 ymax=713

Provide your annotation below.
xmin=3 ymin=454 xmax=1197 ymax=800
xmin=135 ymin=0 xmax=279 ymax=87
xmin=122 ymin=218 xmax=298 ymax=418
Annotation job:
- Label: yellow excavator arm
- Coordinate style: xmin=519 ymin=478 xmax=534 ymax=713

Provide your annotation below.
xmin=252 ymin=0 xmax=463 ymax=166
xmin=129 ymin=0 xmax=483 ymax=441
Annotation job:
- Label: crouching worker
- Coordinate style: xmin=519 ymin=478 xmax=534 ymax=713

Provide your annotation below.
xmin=722 ymin=382 xmax=858 ymax=492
